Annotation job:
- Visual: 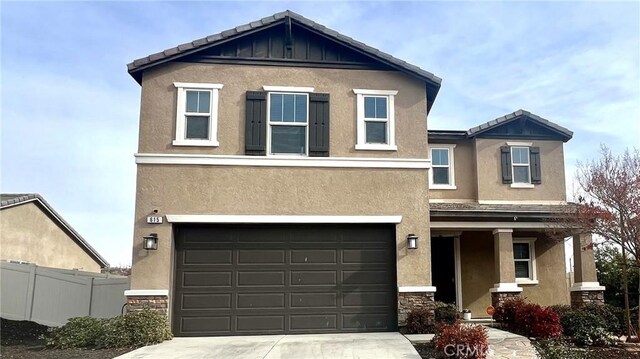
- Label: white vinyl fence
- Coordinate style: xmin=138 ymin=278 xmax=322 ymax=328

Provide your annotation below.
xmin=0 ymin=261 xmax=130 ymax=327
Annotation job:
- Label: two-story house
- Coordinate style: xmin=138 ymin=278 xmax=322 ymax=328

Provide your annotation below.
xmin=125 ymin=10 xmax=603 ymax=336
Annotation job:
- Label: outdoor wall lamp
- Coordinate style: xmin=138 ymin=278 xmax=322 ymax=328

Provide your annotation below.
xmin=407 ymin=234 xmax=418 ymax=249
xmin=143 ymin=233 xmax=158 ymax=250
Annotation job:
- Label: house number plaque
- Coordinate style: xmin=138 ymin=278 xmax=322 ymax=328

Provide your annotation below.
xmin=146 ymin=216 xmax=163 ymax=224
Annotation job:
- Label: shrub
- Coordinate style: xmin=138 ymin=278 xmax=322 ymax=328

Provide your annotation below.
xmin=514 ymin=303 xmax=562 ymax=339
xmin=583 ymin=303 xmax=622 ymax=335
xmin=46 ymin=317 xmax=108 ymax=349
xmin=574 ymin=325 xmax=616 ymax=347
xmin=493 ymin=296 xmax=526 ymax=329
xmin=47 ymin=309 xmax=172 ymax=349
xmin=435 ymin=302 xmax=459 ymax=325
xmin=405 ymin=308 xmax=434 ymax=334
xmin=434 ymin=321 xmax=488 ymax=359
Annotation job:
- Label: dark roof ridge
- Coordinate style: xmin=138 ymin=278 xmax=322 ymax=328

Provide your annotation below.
xmin=127 ymin=10 xmax=442 ymax=87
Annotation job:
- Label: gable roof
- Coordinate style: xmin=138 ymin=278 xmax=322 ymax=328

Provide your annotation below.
xmin=127 ymin=10 xmax=441 ymax=110
xmin=1 ymin=193 xmax=109 ymax=268
xmin=429 ymin=109 xmax=573 ymax=142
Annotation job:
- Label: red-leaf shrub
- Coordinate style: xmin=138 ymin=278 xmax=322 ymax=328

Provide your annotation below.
xmin=493 ymin=296 xmax=526 ymax=329
xmin=514 ymin=303 xmax=562 ymax=339
xmin=405 ymin=308 xmax=434 ymax=334
xmin=434 ymin=321 xmax=488 ymax=359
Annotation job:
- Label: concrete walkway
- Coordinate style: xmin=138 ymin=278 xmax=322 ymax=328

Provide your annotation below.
xmin=116 ymin=332 xmax=420 ymax=359
xmin=404 ymin=326 xmax=538 ymax=359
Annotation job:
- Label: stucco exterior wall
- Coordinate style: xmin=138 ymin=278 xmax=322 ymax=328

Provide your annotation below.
xmin=429 ymin=140 xmax=477 ymax=200
xmin=138 ymin=63 xmax=428 ymax=158
xmin=459 ymin=231 xmax=568 ymax=317
xmin=0 ymin=203 xmax=102 ymax=272
xmin=475 ymin=139 xmax=566 ymax=202
xmin=131 ymin=165 xmax=431 ymax=291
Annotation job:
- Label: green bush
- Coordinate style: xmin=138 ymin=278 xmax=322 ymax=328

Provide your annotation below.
xmin=435 ymin=302 xmax=459 ymax=325
xmin=573 ymin=326 xmax=615 ymax=347
xmin=46 ymin=317 xmax=108 ymax=349
xmin=47 ymin=309 xmax=172 ymax=349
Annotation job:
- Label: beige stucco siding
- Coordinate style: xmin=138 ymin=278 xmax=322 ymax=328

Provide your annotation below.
xmin=131 ymin=165 xmax=431 ymax=290
xmin=0 ymin=203 xmax=102 ymax=272
xmin=138 ymin=63 xmax=428 ymax=158
xmin=459 ymin=231 xmax=568 ymax=317
xmin=475 ymin=139 xmax=566 ymax=202
xmin=429 ymin=140 xmax=477 ymax=200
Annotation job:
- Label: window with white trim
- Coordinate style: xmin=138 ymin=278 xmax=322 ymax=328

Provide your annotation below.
xmin=513 ymin=239 xmax=537 ymax=283
xmin=429 ymin=145 xmax=456 ymax=189
xmin=173 ymin=82 xmax=223 ymax=146
xmin=267 ymin=92 xmax=308 ymax=155
xmin=511 ymin=146 xmax=530 ymax=184
xmin=354 ymin=89 xmax=398 ymax=151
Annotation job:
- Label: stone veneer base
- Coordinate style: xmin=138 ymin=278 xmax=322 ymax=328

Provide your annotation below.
xmin=571 ymin=290 xmax=605 ymax=308
xmin=398 ymin=291 xmax=435 ymax=326
xmin=491 ymin=291 xmax=522 ymax=308
xmin=126 ymin=295 xmax=169 ymax=316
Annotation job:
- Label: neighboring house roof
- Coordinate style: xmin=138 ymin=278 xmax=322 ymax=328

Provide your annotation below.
xmin=0 ymin=193 xmax=109 ymax=268
xmin=430 ymin=202 xmax=570 ymax=220
xmin=127 ymin=10 xmax=441 ymax=110
xmin=429 ymin=109 xmax=574 ymax=142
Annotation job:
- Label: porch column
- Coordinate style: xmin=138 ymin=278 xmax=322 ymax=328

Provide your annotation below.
xmin=570 ymin=232 xmax=605 ymax=307
xmin=490 ymin=229 xmax=522 ymax=307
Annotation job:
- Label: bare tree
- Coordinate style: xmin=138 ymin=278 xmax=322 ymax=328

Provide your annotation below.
xmin=572 ymin=145 xmax=640 ymax=337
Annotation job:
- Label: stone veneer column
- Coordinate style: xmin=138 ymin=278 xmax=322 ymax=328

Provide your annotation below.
xmin=490 ymin=229 xmax=523 ymax=307
xmin=125 ymin=289 xmax=169 ymax=316
xmin=570 ymin=233 xmax=605 ymax=307
xmin=398 ymin=286 xmax=436 ymax=326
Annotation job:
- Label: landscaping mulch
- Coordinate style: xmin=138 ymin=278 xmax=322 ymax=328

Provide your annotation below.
xmin=1 ymin=319 xmax=132 ymax=359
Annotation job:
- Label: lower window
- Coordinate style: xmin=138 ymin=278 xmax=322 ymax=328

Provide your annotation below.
xmin=513 ymin=239 xmax=537 ymax=283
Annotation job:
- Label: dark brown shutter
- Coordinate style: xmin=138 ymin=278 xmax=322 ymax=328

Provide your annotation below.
xmin=308 ymin=93 xmax=330 ymax=157
xmin=245 ymin=91 xmax=267 ymax=156
xmin=530 ymin=146 xmax=542 ymax=184
xmin=501 ymin=146 xmax=512 ymax=184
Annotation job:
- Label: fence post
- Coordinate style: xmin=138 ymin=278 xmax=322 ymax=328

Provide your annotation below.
xmin=24 ymin=264 xmax=37 ymax=321
xmin=87 ymin=277 xmax=94 ymax=316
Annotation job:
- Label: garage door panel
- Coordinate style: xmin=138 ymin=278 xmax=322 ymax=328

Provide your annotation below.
xmin=183 ymin=272 xmax=232 ymax=287
xmin=236 ymin=316 xmax=285 ymax=332
xmin=290 ymin=292 xmax=337 ymax=308
xmin=237 ymin=293 xmax=285 ymax=309
xmin=180 ymin=316 xmax=231 ymax=333
xmin=237 ymin=250 xmax=285 ymax=264
xmin=237 ymin=271 xmax=285 ymax=286
xmin=174 ymin=224 xmax=396 ymax=336
xmin=183 ymin=250 xmax=232 ymax=265
xmin=290 ymin=270 xmax=337 ymax=286
xmin=291 ymin=249 xmax=337 ymax=264
xmin=290 ymin=314 xmax=337 ymax=331
xmin=181 ymin=293 xmax=232 ymax=310
xmin=342 ymin=270 xmax=391 ymax=285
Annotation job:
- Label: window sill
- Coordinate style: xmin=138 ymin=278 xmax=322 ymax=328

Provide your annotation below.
xmin=172 ymin=139 xmax=219 ymax=147
xmin=516 ymin=279 xmax=539 ymax=285
xmin=430 ymin=184 xmax=457 ymax=190
xmin=355 ymin=144 xmax=398 ymax=151
xmin=510 ymin=183 xmax=535 ymax=189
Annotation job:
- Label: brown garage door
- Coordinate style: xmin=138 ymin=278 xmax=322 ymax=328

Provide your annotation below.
xmin=173 ymin=224 xmax=397 ymax=336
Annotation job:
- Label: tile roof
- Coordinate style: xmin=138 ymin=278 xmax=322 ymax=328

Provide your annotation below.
xmin=1 ymin=193 xmax=109 ymax=268
xmin=430 ymin=202 xmax=569 ymax=213
xmin=467 ymin=109 xmax=573 ymax=140
xmin=127 ymin=10 xmax=442 ymax=86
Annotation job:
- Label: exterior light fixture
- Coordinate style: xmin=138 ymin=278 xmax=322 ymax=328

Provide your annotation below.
xmin=143 ymin=233 xmax=158 ymax=250
xmin=407 ymin=234 xmax=418 ymax=249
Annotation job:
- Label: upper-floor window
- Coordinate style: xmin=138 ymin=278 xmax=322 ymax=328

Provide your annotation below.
xmin=429 ymin=145 xmax=456 ymax=189
xmin=511 ymin=147 xmax=530 ymax=184
xmin=500 ymin=142 xmax=541 ymax=188
xmin=268 ymin=92 xmax=308 ymax=155
xmin=513 ymin=239 xmax=538 ymax=284
xmin=173 ymin=82 xmax=223 ymax=147
xmin=354 ymin=89 xmax=398 ymax=151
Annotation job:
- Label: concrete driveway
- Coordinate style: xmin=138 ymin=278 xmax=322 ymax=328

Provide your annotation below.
xmin=116 ymin=332 xmax=421 ymax=359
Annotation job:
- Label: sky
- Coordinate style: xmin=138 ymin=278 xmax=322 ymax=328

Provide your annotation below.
xmin=1 ymin=1 xmax=639 ymax=267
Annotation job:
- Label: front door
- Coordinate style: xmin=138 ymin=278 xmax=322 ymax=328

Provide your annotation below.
xmin=431 ymin=236 xmax=456 ymax=305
